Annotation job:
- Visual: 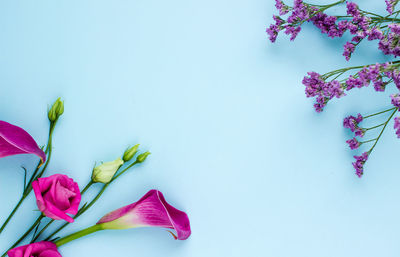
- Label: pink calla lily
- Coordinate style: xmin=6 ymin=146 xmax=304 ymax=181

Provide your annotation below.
xmin=0 ymin=121 xmax=46 ymax=163
xmin=97 ymin=189 xmax=191 ymax=240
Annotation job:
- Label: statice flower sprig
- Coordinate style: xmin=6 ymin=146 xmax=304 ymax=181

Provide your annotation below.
xmin=267 ymin=1 xmax=400 ymax=177
xmin=343 ymin=108 xmax=397 ymax=177
xmin=268 ymin=1 xmax=400 ymax=60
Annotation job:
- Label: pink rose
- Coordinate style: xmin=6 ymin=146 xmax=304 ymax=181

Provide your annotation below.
xmin=32 ymin=174 xmax=81 ymax=223
xmin=8 ymin=241 xmax=61 ymax=257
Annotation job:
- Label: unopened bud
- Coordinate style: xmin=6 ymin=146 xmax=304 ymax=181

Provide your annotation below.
xmin=136 ymin=151 xmax=151 ymax=163
xmin=123 ymin=144 xmax=139 ymax=162
xmin=92 ymin=158 xmax=124 ymax=183
xmin=48 ymin=98 xmax=64 ymax=122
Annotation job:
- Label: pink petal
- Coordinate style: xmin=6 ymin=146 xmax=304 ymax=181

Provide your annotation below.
xmin=8 ymin=241 xmax=61 ymax=257
xmin=32 ymin=174 xmax=81 ymax=223
xmin=97 ymin=190 xmax=191 ymax=240
xmin=0 ymin=121 xmax=46 ymax=162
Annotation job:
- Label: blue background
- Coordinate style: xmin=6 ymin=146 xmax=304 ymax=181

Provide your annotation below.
xmin=0 ymin=0 xmax=400 ymax=256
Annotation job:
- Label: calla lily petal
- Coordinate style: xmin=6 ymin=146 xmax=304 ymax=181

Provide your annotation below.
xmin=0 ymin=121 xmax=46 ymax=163
xmin=97 ymin=189 xmax=191 ymax=240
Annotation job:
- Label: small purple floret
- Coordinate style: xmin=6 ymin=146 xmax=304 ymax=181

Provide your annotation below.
xmin=352 ymin=152 xmax=369 ymax=178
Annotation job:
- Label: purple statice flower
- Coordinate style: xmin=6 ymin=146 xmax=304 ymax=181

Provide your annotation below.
xmin=352 ymin=152 xmax=369 ymax=178
xmin=345 ymin=75 xmax=363 ymax=90
xmin=389 ymin=23 xmax=400 ymax=35
xmin=275 ymin=0 xmax=289 ymax=15
xmin=310 ymin=12 xmax=346 ymax=38
xmin=391 ymin=94 xmax=400 ymax=108
xmin=303 ymin=72 xmax=325 ymax=97
xmin=343 ymin=42 xmax=355 ymax=61
xmin=386 ymin=0 xmax=399 ymax=14
xmin=394 ymin=116 xmax=400 ymax=138
xmin=343 ymin=113 xmax=365 ymax=137
xmin=367 ymin=28 xmax=384 ymax=41
xmin=346 ymin=137 xmax=360 ymax=150
xmin=266 ymin=16 xmax=285 ymax=43
xmin=385 ymin=67 xmax=400 ymax=90
xmin=346 ymin=2 xmax=360 ymax=18
xmin=351 ymin=30 xmax=367 ymax=43
xmin=340 ymin=2 xmax=374 ymax=60
xmin=379 ymin=24 xmax=400 ymax=57
xmin=302 ymin=72 xmax=345 ymax=112
xmin=345 ymin=64 xmax=386 ymax=92
xmin=284 ymin=25 xmax=302 ymax=41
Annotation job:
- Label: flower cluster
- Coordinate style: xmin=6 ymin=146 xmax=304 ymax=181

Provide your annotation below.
xmin=379 ymin=24 xmax=400 ymax=57
xmin=267 ymin=1 xmax=400 ymax=60
xmin=343 ymin=114 xmax=364 ymax=137
xmin=352 ymin=152 xmax=369 ymax=178
xmin=268 ymin=1 xmax=400 ymax=177
xmin=302 ymin=72 xmax=345 ymax=112
xmin=386 ymin=0 xmax=399 ymax=15
xmin=0 ymin=99 xmax=191 ymax=257
xmin=267 ymin=0 xmax=318 ymax=42
xmin=394 ymin=116 xmax=400 ymax=137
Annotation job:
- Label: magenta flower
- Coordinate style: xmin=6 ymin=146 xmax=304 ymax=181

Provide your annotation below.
xmin=0 ymin=121 xmax=46 ymax=163
xmin=32 ymin=174 xmax=81 ymax=223
xmin=97 ymin=189 xmax=191 ymax=240
xmin=8 ymin=241 xmax=61 ymax=257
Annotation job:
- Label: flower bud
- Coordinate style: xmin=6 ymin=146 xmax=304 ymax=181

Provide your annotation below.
xmin=122 ymin=144 xmax=139 ymax=162
xmin=92 ymin=158 xmax=124 ymax=184
xmin=48 ymin=98 xmax=64 ymax=122
xmin=136 ymin=151 xmax=151 ymax=163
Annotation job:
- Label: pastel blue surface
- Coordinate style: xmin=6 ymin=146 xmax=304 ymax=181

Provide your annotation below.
xmin=0 ymin=0 xmax=399 ymax=256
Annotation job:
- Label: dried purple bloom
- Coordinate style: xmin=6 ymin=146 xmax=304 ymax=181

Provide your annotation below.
xmin=391 ymin=94 xmax=400 ymax=108
xmin=346 ymin=2 xmax=360 ymax=18
xmin=394 ymin=116 xmax=400 ymax=138
xmin=378 ymin=24 xmax=400 ymax=57
xmin=346 ymin=137 xmax=360 ymax=150
xmin=266 ymin=16 xmax=285 ymax=43
xmin=386 ymin=68 xmax=400 ymax=90
xmin=275 ymin=0 xmax=289 ymax=15
xmin=352 ymin=152 xmax=369 ymax=178
xmin=302 ymin=72 xmax=345 ymax=112
xmin=367 ymin=28 xmax=384 ymax=41
xmin=343 ymin=42 xmax=355 ymax=61
xmin=386 ymin=0 xmax=399 ymax=14
xmin=284 ymin=25 xmax=302 ymax=41
xmin=343 ymin=114 xmax=362 ymax=129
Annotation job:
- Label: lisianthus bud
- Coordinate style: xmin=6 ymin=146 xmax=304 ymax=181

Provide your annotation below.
xmin=136 ymin=151 xmax=151 ymax=163
xmin=123 ymin=144 xmax=139 ymax=162
xmin=92 ymin=158 xmax=124 ymax=183
xmin=48 ymin=98 xmax=64 ymax=122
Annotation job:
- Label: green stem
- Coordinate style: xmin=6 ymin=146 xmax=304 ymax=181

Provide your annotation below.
xmin=368 ymin=108 xmax=398 ymax=154
xmin=364 ymin=107 xmax=397 ymax=119
xmin=0 ymin=197 xmax=24 ymax=234
xmin=31 ymin=219 xmax=53 ymax=243
xmin=0 ymin=121 xmax=56 ymax=234
xmin=1 ymin=215 xmax=44 ymax=257
xmin=55 ymin=224 xmax=103 ymax=247
xmin=44 ymin=162 xmax=139 ymax=241
xmin=365 ymin=123 xmax=385 ymax=131
xmin=32 ymin=181 xmax=95 ymax=242
xmin=361 ymin=138 xmax=378 ymax=144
